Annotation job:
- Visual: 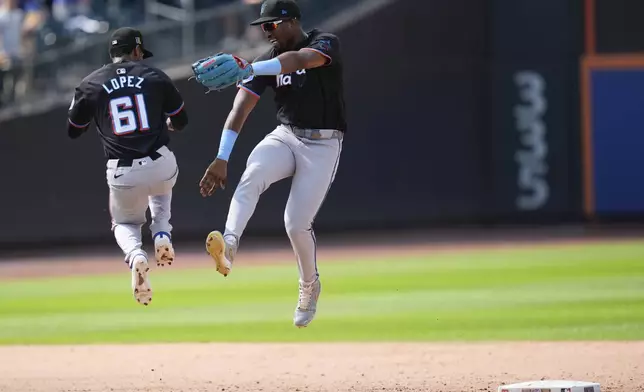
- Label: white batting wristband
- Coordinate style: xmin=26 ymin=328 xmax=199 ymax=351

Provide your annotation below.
xmin=217 ymin=129 xmax=238 ymax=161
xmin=251 ymin=58 xmax=283 ymax=76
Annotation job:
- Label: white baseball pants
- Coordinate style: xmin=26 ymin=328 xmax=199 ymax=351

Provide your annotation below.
xmin=225 ymin=125 xmax=343 ymax=283
xmin=106 ymin=145 xmax=179 ymax=264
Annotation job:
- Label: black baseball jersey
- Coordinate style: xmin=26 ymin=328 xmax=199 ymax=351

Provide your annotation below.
xmin=240 ymin=29 xmax=347 ymax=133
xmin=67 ymin=61 xmax=186 ymax=159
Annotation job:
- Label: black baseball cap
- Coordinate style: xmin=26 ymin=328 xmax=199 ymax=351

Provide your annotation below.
xmin=109 ymin=27 xmax=154 ymax=59
xmin=250 ymin=0 xmax=301 ymax=25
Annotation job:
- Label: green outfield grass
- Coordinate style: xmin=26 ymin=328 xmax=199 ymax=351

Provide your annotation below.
xmin=0 ymin=241 xmax=643 ymax=344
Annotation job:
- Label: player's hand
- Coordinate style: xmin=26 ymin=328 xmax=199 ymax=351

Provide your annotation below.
xmin=199 ymin=158 xmax=228 ymax=197
xmin=166 ymin=117 xmax=175 ymax=131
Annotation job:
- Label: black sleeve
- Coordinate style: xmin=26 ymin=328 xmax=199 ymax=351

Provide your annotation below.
xmin=67 ymin=81 xmax=95 ymax=139
xmin=161 ymin=75 xmax=185 ymax=117
xmin=238 ymin=51 xmax=273 ymax=97
xmin=169 ymin=107 xmax=188 ymax=131
xmin=158 ymin=70 xmax=189 ymax=131
xmin=303 ymin=33 xmax=341 ymax=66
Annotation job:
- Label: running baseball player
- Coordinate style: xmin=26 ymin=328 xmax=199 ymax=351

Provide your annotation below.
xmin=191 ymin=0 xmax=346 ymax=327
xmin=67 ymin=27 xmax=188 ymax=306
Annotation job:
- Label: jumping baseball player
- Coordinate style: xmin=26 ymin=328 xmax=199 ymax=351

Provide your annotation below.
xmin=67 ymin=27 xmax=188 ymax=306
xmin=191 ymin=0 xmax=346 ymax=327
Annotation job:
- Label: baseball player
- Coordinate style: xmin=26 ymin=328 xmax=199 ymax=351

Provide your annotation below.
xmin=67 ymin=27 xmax=188 ymax=306
xmin=191 ymin=0 xmax=346 ymax=327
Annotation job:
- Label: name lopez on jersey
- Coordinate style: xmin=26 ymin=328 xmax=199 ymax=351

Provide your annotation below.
xmin=102 ymin=75 xmax=144 ymax=94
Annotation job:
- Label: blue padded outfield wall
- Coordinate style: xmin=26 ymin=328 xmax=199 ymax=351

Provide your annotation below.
xmin=587 ymin=61 xmax=644 ymax=215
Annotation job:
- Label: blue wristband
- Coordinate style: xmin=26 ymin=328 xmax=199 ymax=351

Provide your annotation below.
xmin=251 ymin=58 xmax=283 ymax=76
xmin=217 ymin=129 xmax=238 ymax=161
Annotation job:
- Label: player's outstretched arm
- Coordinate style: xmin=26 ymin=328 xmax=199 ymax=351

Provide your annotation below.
xmin=191 ymin=35 xmax=338 ymax=92
xmin=198 ymin=87 xmax=259 ymax=197
xmin=250 ymin=36 xmax=339 ymax=76
xmin=261 ymin=49 xmax=328 ymax=75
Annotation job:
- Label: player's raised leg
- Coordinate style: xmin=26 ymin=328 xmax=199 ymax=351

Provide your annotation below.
xmin=207 ymin=133 xmax=295 ymax=276
xmin=284 ymin=137 xmax=342 ymax=327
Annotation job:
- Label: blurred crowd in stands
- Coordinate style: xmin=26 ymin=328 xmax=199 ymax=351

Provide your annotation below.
xmin=0 ymin=0 xmax=263 ymax=108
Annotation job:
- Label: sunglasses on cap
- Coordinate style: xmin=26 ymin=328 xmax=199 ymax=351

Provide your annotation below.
xmin=261 ymin=19 xmax=285 ymax=32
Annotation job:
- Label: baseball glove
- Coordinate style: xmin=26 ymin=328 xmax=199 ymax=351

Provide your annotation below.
xmin=191 ymin=53 xmax=253 ymax=92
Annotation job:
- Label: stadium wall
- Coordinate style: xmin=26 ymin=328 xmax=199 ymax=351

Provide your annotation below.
xmin=0 ymin=0 xmax=588 ymax=249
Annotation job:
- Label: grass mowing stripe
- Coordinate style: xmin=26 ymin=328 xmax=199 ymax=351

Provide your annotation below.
xmin=0 ymin=242 xmax=643 ymax=344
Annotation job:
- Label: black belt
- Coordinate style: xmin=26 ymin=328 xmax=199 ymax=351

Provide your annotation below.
xmin=116 ymin=151 xmax=162 ymax=167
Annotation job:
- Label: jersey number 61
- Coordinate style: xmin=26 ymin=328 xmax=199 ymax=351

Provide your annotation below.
xmin=109 ymin=94 xmax=150 ymax=135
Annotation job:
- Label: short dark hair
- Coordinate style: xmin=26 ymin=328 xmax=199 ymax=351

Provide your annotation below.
xmin=110 ymin=44 xmax=136 ymax=58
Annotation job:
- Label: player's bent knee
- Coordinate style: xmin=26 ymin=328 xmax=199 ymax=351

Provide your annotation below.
xmin=284 ymin=217 xmax=311 ymax=238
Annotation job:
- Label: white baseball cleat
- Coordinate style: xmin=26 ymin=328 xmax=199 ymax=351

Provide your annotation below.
xmin=205 ymin=231 xmax=237 ymax=277
xmin=294 ymin=278 xmax=321 ymax=328
xmin=154 ymin=232 xmax=175 ymax=267
xmin=131 ymin=254 xmax=152 ymax=306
